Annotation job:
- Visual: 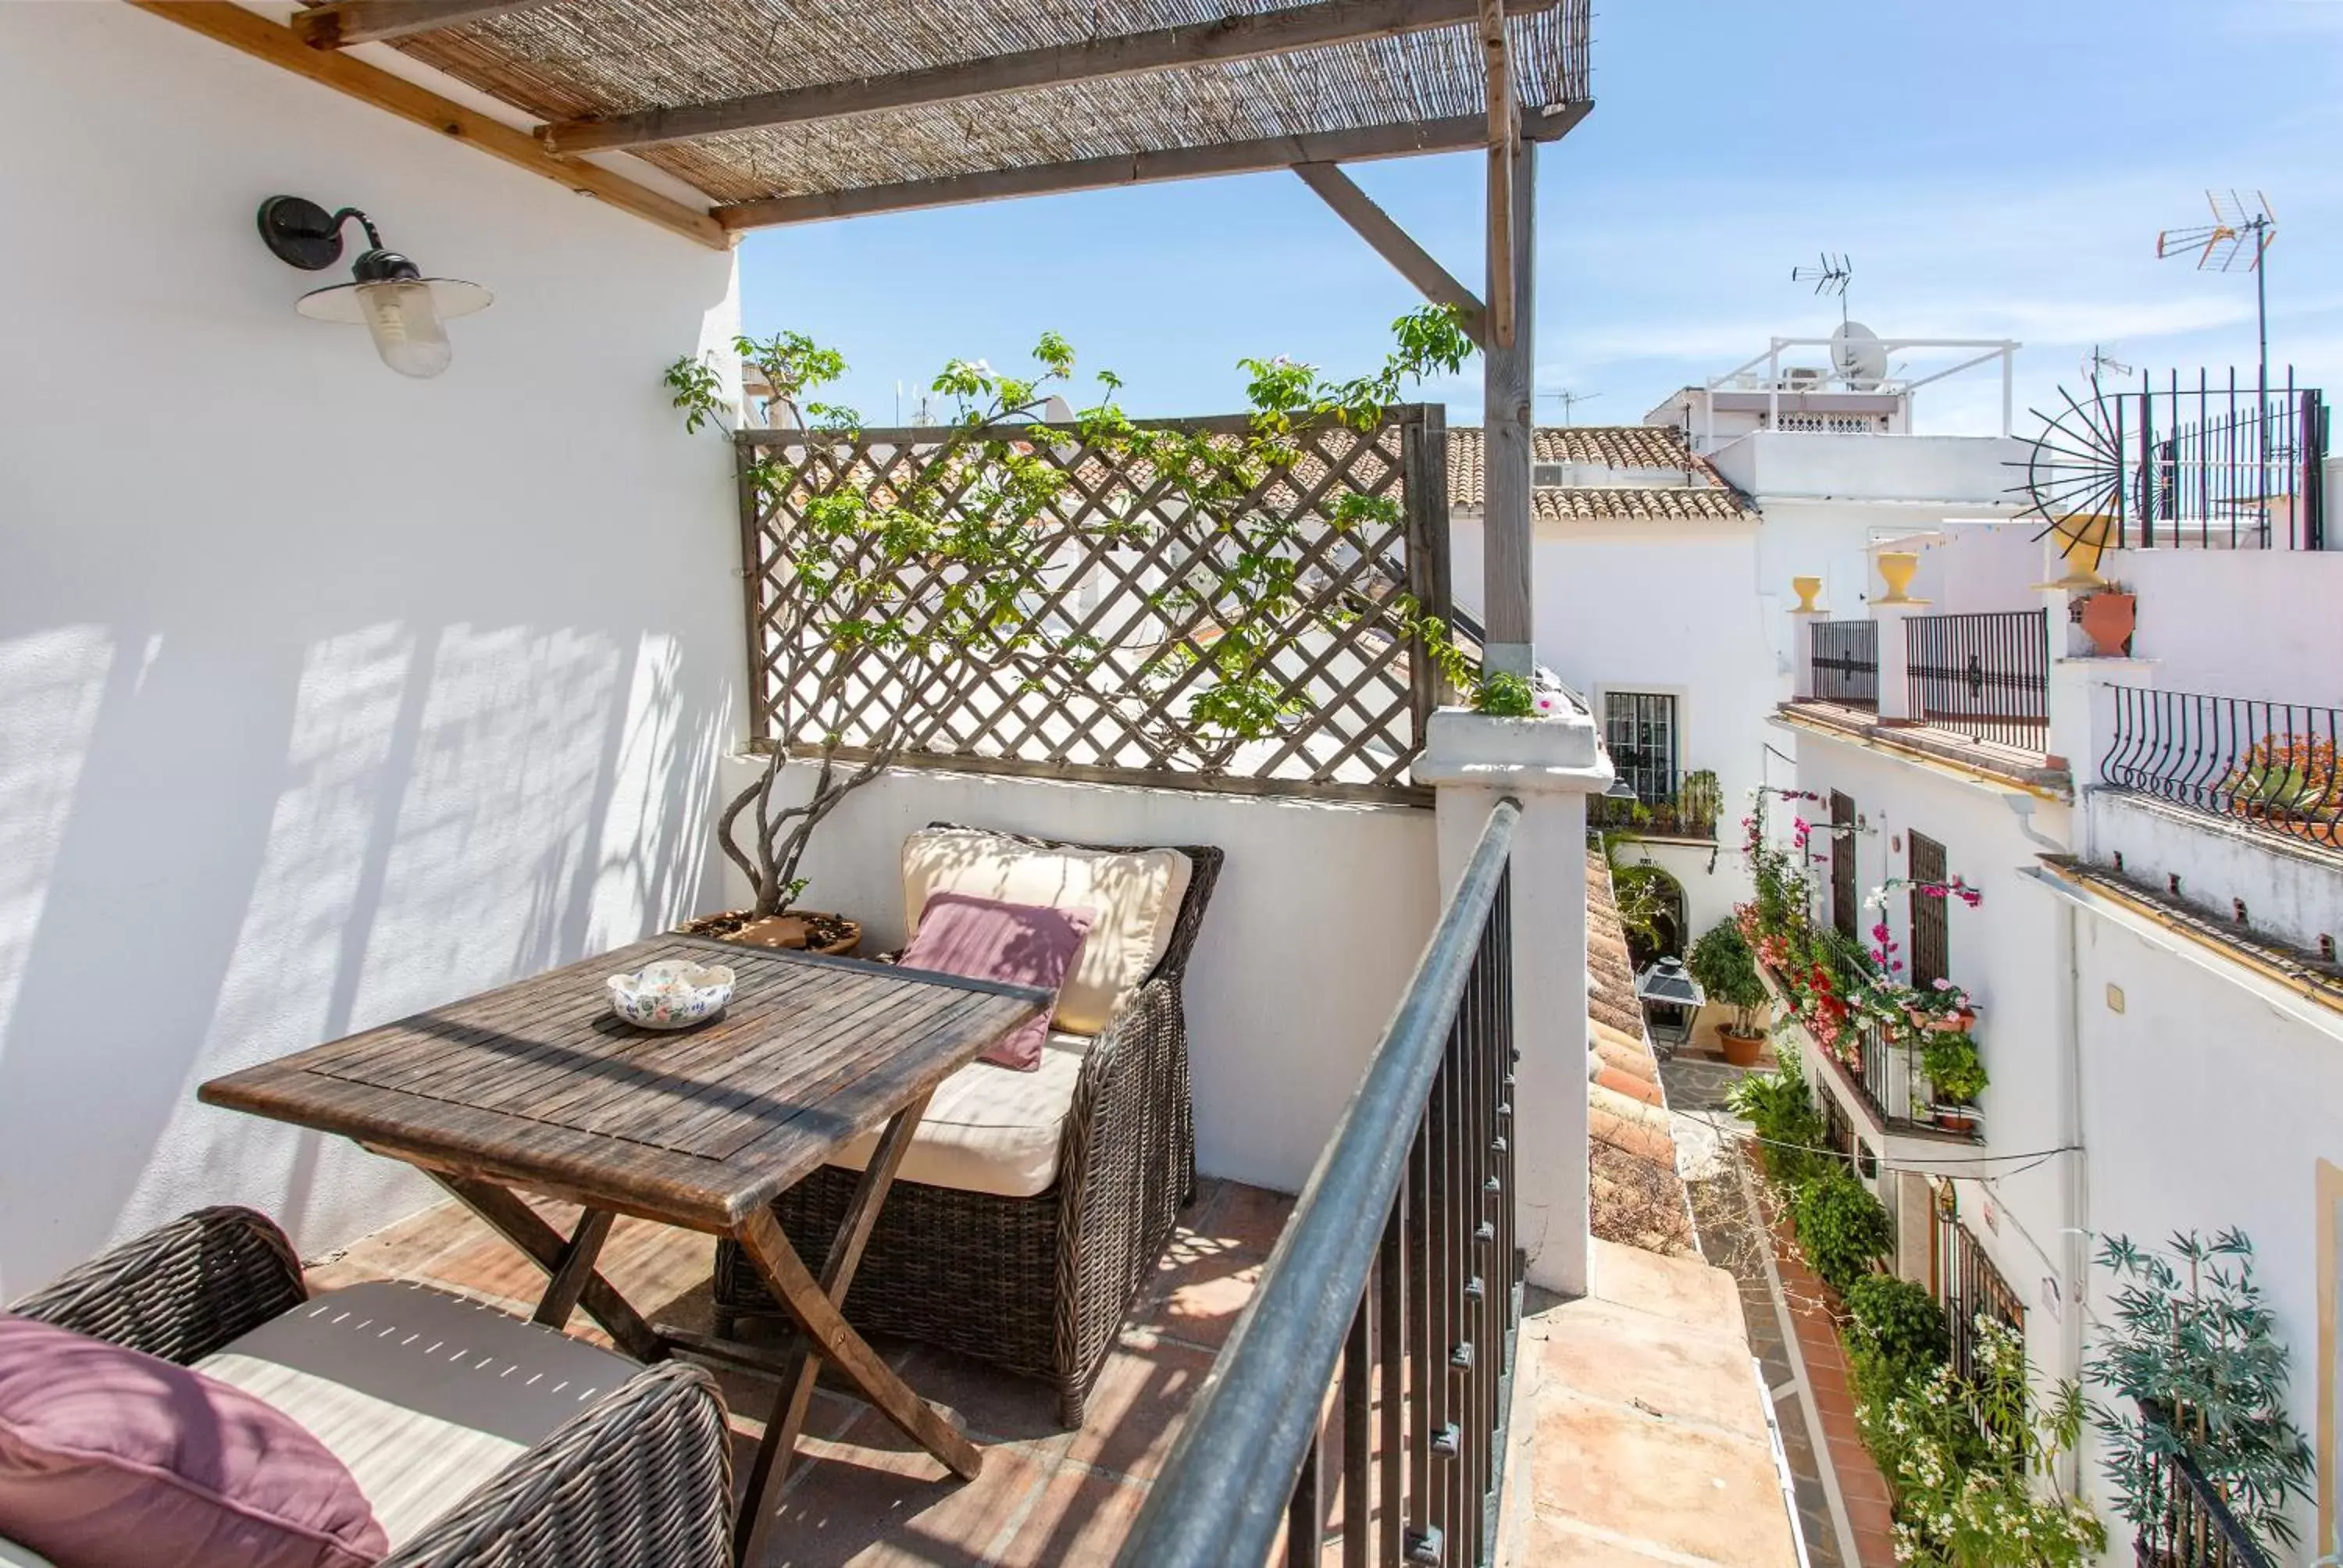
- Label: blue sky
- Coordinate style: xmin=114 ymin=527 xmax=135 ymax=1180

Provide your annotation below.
xmin=737 ymin=0 xmax=2343 ymax=435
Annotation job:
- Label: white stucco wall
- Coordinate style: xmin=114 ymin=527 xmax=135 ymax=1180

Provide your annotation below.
xmin=2088 ymin=791 xmax=2343 ymax=958
xmin=1707 ymin=432 xmax=2026 ymax=508
xmin=0 ymin=5 xmax=742 ymax=1295
xmin=1787 ymin=729 xmax=2081 ymax=1392
xmin=2120 ymin=549 xmax=2343 ymax=706
xmin=716 ymin=761 xmax=1441 ymax=1194
xmin=2066 ymin=906 xmax=2339 ymax=1560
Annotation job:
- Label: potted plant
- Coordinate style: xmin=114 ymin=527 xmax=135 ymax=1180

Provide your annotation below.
xmin=1689 ymin=918 xmax=1771 ymax=1067
xmin=1920 ymin=1028 xmax=1987 ymax=1132
xmin=1907 ymin=975 xmax=1977 ymax=1034
xmin=2084 ymin=1230 xmax=2314 ymax=1564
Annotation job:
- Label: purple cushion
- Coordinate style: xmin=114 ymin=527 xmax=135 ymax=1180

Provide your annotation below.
xmin=0 ymin=1313 xmax=387 ymax=1568
xmin=898 ymin=893 xmax=1096 ymax=1071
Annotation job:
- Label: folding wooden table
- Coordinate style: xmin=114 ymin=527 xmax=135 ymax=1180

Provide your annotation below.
xmin=201 ymin=934 xmax=1050 ymax=1559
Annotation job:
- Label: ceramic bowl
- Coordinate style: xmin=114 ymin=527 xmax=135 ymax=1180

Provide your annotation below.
xmin=608 ymin=958 xmax=736 ymax=1032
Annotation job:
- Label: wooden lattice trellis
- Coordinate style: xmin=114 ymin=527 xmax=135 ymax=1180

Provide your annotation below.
xmin=734 ymin=404 xmax=1453 ymax=804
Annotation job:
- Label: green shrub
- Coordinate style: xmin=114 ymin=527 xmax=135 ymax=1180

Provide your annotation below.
xmin=1843 ymin=1274 xmax=1948 ymax=1403
xmin=1792 ymin=1169 xmax=1894 ymax=1294
xmin=1726 ymin=1060 xmax=1832 ymax=1190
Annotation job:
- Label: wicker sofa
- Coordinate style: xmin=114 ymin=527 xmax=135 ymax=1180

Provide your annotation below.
xmin=712 ymin=825 xmax=1223 ymax=1427
xmin=5 ymin=1206 xmax=733 ymax=1568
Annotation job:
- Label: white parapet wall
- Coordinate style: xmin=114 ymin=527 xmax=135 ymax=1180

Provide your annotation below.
xmin=713 ymin=760 xmax=1441 ymax=1195
xmin=0 ymin=5 xmax=742 ymax=1294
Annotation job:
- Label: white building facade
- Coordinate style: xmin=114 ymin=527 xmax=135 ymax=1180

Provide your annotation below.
xmin=1774 ymin=524 xmax=2343 ymax=1562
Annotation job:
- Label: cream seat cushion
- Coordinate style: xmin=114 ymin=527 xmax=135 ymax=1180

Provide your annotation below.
xmin=830 ymin=1030 xmax=1093 ymax=1199
xmin=901 ymin=827 xmax=1193 ymax=1036
xmin=195 ymin=1281 xmax=640 ymax=1548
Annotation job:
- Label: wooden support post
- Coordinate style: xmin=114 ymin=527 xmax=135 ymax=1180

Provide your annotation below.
xmin=1482 ymin=136 xmax=1536 ymax=677
xmin=1478 ymin=0 xmax=1515 ymax=351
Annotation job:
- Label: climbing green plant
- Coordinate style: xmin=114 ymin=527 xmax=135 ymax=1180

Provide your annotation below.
xmin=1791 ymin=1167 xmax=1895 ymax=1293
xmin=665 ymin=310 xmax=1479 ymax=917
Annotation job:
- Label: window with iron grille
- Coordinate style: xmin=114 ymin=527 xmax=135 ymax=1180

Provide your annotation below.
xmin=1910 ymin=831 xmax=1949 ymax=991
xmin=1602 ymin=692 xmax=1678 ymax=805
xmin=1931 ymin=1192 xmax=2024 ymax=1388
xmin=1831 ymin=791 xmax=1859 ymax=941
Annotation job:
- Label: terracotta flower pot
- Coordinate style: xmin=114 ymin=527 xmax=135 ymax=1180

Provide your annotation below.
xmin=1907 ymin=1006 xmax=1975 ymax=1035
xmin=2079 ymin=591 xmax=2137 ymax=657
xmin=1717 ymin=1027 xmax=1766 ymax=1068
xmin=1932 ymin=1104 xmax=1980 ymax=1135
xmin=678 ymin=909 xmax=861 ymax=957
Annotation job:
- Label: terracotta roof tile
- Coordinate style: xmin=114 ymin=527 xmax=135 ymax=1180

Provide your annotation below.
xmin=1585 ymin=850 xmax=1696 ymax=1258
xmin=1448 ymin=426 xmax=1759 ymax=523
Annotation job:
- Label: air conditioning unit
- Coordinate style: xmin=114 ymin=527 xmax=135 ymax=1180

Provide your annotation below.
xmin=1532 ymin=462 xmax=1567 ymax=486
xmin=1784 ymin=366 xmax=1826 ymax=388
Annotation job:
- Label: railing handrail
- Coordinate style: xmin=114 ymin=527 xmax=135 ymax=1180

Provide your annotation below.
xmin=2134 ymin=1398 xmax=2277 ymax=1568
xmin=2099 ymin=683 xmax=2343 ymax=851
xmin=1117 ymin=796 xmax=1522 ymax=1566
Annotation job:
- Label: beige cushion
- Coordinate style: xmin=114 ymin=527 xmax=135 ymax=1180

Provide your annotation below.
xmin=831 ymin=1030 xmax=1092 ymax=1199
xmin=196 ymin=1281 xmax=639 ymax=1548
xmin=901 ymin=827 xmax=1193 ymax=1035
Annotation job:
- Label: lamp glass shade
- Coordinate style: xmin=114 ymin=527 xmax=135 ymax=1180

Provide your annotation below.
xmin=293 ymin=277 xmax=491 ymax=379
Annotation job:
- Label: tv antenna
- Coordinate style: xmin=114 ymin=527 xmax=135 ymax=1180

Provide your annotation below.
xmin=2157 ymin=190 xmax=2277 ymax=404
xmin=1543 ymin=388 xmax=1603 ymax=424
xmin=2080 ymin=344 xmax=2132 ymax=385
xmin=1792 ymin=252 xmax=1854 ymax=323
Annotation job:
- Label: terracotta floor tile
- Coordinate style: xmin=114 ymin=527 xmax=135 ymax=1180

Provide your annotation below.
xmin=1131 ymin=1245 xmax=1264 ymax=1351
xmin=1189 ymin=1181 xmax=1295 ymax=1260
xmin=1062 ymin=1331 xmax=1221 ymax=1481
xmin=996 ymin=1466 xmax=1150 ymax=1567
xmin=749 ymin=1427 xmax=1057 ymax=1567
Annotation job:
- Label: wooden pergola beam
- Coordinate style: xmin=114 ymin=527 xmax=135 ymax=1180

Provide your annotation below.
xmin=295 ymin=0 xmax=565 ymax=49
xmin=543 ymin=0 xmax=1567 ymax=154
xmin=715 ymin=105 xmax=1585 ymax=230
xmin=127 ymin=2 xmax=729 ymax=251
xmin=1479 ymin=0 xmax=1516 ymax=350
xmin=1293 ymin=163 xmax=1486 ymax=345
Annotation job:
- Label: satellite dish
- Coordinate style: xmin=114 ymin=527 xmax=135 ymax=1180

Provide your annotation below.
xmin=1040 ymin=394 xmax=1075 ymax=423
xmin=1831 ymin=321 xmax=1888 ymax=390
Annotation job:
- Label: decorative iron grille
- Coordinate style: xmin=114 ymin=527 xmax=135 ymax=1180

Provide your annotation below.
xmin=1905 ymin=609 xmax=2049 ymax=752
xmin=2101 ymin=686 xmax=2343 ymax=850
xmin=1810 ymin=618 xmax=1879 ymax=708
xmin=1931 ymin=1199 xmax=2023 ymax=1389
xmin=735 ymin=406 xmax=1453 ymax=804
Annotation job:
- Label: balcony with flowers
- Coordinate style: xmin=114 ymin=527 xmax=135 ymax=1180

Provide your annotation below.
xmin=1735 ymin=793 xmax=1987 ymax=1146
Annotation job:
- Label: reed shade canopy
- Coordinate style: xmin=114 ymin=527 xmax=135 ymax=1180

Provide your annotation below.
xmin=305 ymin=0 xmax=1594 ymax=227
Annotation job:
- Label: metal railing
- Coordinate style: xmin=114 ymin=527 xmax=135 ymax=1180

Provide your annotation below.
xmin=2084 ymin=370 xmax=2328 ymax=551
xmin=1122 ymin=800 xmax=1522 ymax=1568
xmin=2130 ymin=1400 xmax=2277 ymax=1568
xmin=1932 ymin=1206 xmax=2023 ymax=1389
xmin=1587 ymin=768 xmax=1721 ymax=839
xmin=1905 ymin=609 xmax=2049 ymax=752
xmin=1809 ymin=618 xmax=1879 ymax=709
xmin=2102 ymin=686 xmax=2343 ymax=850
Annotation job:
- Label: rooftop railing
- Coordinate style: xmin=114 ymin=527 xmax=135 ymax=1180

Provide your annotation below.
xmin=1121 ymin=798 xmax=1522 ymax=1568
xmin=1587 ymin=768 xmax=1721 ymax=839
xmin=1905 ymin=609 xmax=2049 ymax=753
xmin=1809 ymin=618 xmax=1879 ymax=710
xmin=2101 ymin=686 xmax=2343 ymax=851
xmin=2074 ymin=371 xmax=2328 ymax=552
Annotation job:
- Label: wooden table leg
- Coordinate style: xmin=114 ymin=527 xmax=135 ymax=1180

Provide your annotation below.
xmin=733 ymin=1095 xmax=976 ymax=1564
xmin=533 ymin=1208 xmax=615 ymax=1331
xmin=430 ymin=1173 xmax=664 ymax=1362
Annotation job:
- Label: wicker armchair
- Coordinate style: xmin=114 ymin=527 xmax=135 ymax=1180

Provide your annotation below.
xmin=8 ymin=1207 xmax=734 ymax=1568
xmin=712 ymin=827 xmax=1223 ymax=1426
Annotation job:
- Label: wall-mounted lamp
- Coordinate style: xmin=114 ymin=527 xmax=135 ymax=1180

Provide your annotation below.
xmin=1602 ymin=777 xmax=1640 ymax=800
xmin=258 ymin=196 xmax=490 ymax=378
